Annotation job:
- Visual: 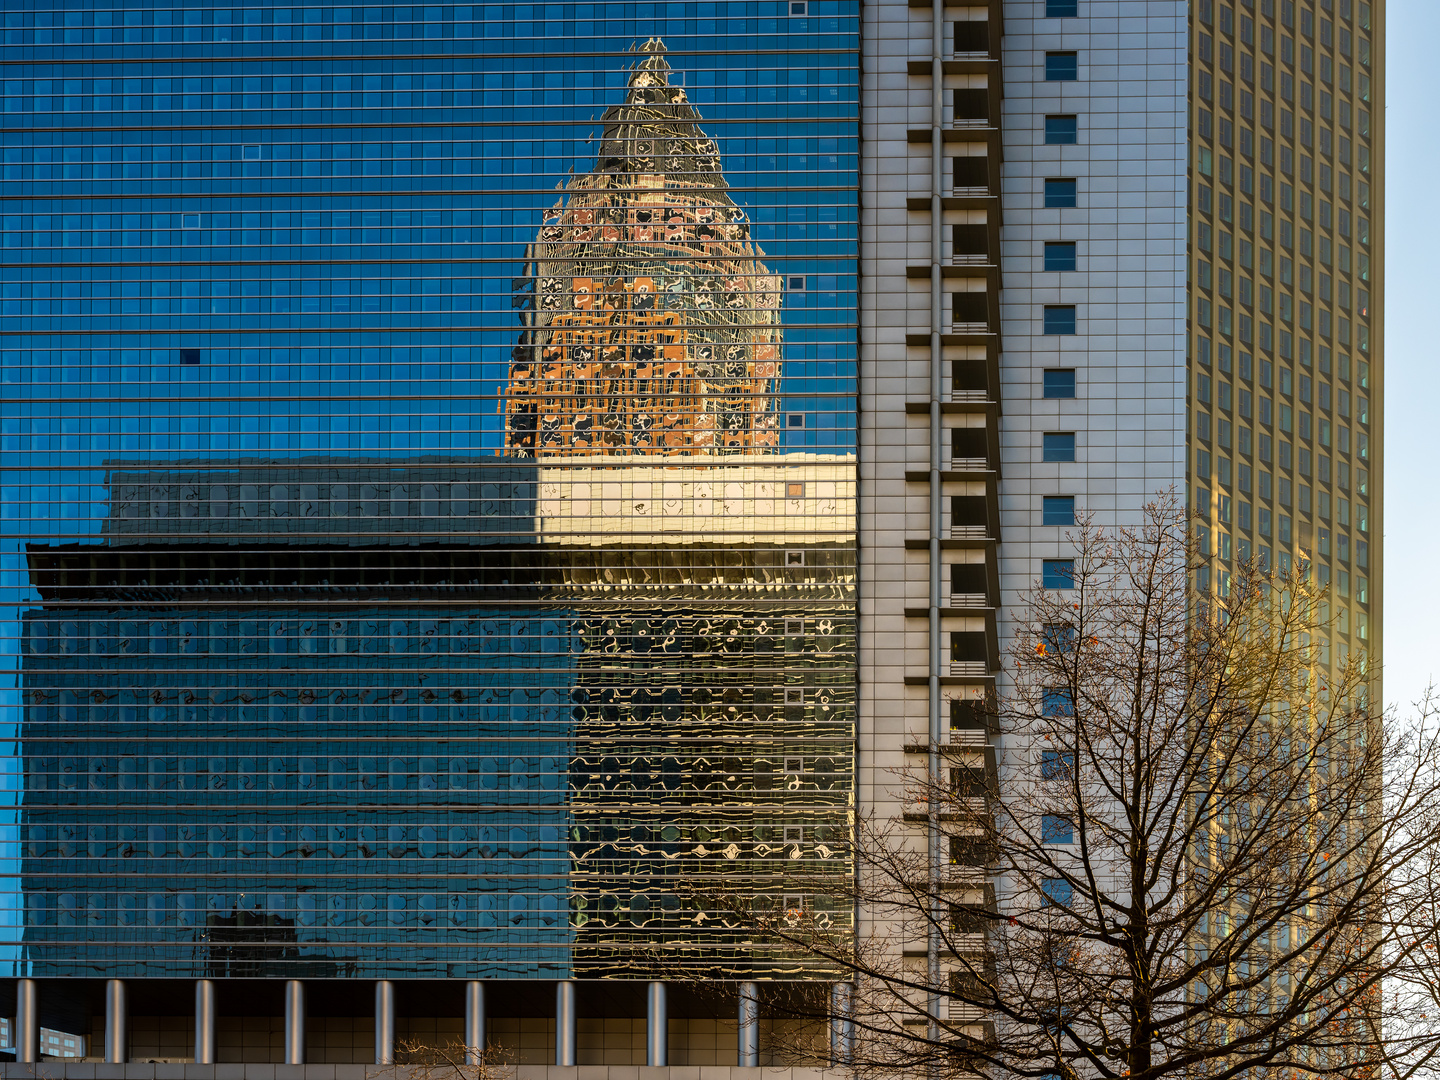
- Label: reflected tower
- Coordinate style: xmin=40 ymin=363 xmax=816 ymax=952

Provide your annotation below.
xmin=505 ymin=39 xmax=783 ymax=457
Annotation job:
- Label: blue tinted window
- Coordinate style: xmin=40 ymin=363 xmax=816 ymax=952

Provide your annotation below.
xmin=1044 ymin=178 xmax=1078 ymax=207
xmin=1043 ymin=496 xmax=1077 ymax=526
xmin=1044 ymin=306 xmax=1078 ymax=335
xmin=1041 ymin=878 xmax=1074 ymax=906
xmin=1041 ymin=623 xmax=1078 ymax=654
xmin=1047 ymin=0 xmax=1080 ymax=15
xmin=1044 ymin=241 xmax=1078 ymax=271
xmin=1042 ymin=559 xmax=1075 ymax=588
xmin=1043 ymin=369 xmax=1077 ymax=398
xmin=1045 ymin=115 xmax=1079 ymax=144
xmin=1042 ymin=690 xmax=1075 ymax=719
xmin=1042 ymin=432 xmax=1077 ymax=462
xmin=1042 ymin=815 xmax=1074 ymax=844
xmin=1045 ymin=52 xmax=1079 ymax=81
xmin=1040 ymin=748 xmax=1075 ymax=776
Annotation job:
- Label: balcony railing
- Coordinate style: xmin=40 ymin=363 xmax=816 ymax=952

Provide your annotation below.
xmin=948 ymin=386 xmax=991 ymax=404
xmin=946 ymin=727 xmax=989 ymax=748
xmin=949 ymin=522 xmax=989 ymax=540
xmin=949 ymin=252 xmax=991 ymax=267
xmin=950 ymin=660 xmax=989 ymax=677
xmin=953 ymin=184 xmax=990 ymax=198
xmin=950 ymin=455 xmax=988 ymax=472
xmin=948 ymin=592 xmax=989 ymax=610
xmin=951 ymin=320 xmax=991 ymax=335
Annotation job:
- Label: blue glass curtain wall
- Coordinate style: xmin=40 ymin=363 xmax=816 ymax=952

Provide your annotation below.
xmin=1 ymin=2 xmax=859 ymax=979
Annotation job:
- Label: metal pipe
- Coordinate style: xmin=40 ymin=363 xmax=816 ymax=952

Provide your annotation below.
xmin=830 ymin=982 xmax=854 ymax=1067
xmin=928 ymin=0 xmax=947 ymax=1042
xmin=195 ymin=980 xmax=217 ymax=1065
xmin=737 ymin=981 xmax=760 ymax=1067
xmin=284 ymin=980 xmax=305 ymax=1065
xmin=646 ymin=981 xmax=668 ymax=1067
xmin=375 ymin=980 xmax=395 ymax=1065
xmin=104 ymin=979 xmax=127 ymax=1064
xmin=464 ymin=981 xmax=486 ymax=1066
xmin=554 ymin=980 xmax=577 ymax=1066
xmin=15 ymin=979 xmax=38 ymax=1063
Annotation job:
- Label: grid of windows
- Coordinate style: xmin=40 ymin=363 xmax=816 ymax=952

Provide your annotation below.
xmin=1189 ymin=0 xmax=1377 ymax=668
xmin=1 ymin=10 xmax=861 ymax=982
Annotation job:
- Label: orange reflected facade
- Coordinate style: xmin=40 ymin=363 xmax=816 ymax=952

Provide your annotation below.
xmin=504 ymin=41 xmax=783 ymax=457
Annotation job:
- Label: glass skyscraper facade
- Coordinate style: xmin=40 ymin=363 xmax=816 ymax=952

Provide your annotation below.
xmin=3 ymin=0 xmax=858 ymax=1010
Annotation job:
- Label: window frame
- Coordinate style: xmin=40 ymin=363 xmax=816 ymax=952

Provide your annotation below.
xmin=1044 ymin=114 xmax=1079 ymax=144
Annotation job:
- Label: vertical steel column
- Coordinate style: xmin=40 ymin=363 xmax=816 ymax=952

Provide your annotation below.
xmin=830 ymin=982 xmax=854 ymax=1067
xmin=645 ymin=981 xmax=668 ymax=1067
xmin=464 ymin=981 xmax=486 ymax=1066
xmin=195 ymin=980 xmax=217 ymax=1065
xmin=104 ymin=979 xmax=127 ymax=1064
xmin=284 ymin=980 xmax=306 ymax=1065
xmin=737 ymin=981 xmax=760 ymax=1067
xmin=554 ymin=980 xmax=576 ymax=1066
xmin=375 ymin=980 xmax=395 ymax=1065
xmin=14 ymin=979 xmax=38 ymax=1063
xmin=928 ymin=0 xmax=947 ymax=1048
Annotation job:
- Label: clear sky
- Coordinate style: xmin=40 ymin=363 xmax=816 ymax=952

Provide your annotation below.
xmin=1379 ymin=0 xmax=1435 ymax=715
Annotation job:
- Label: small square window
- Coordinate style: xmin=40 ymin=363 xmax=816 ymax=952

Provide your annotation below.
xmin=180 ymin=349 xmax=201 ymax=365
xmin=1041 ymin=559 xmax=1075 ymax=589
xmin=783 ymin=894 xmax=806 ymax=915
xmin=1041 ymin=878 xmax=1074 ymax=906
xmin=1044 ymin=178 xmax=1078 ymax=207
xmin=1042 ymin=432 xmax=1077 ymax=462
xmin=242 ymin=145 xmax=262 ymax=160
xmin=1042 ymin=814 xmax=1074 ymax=844
xmin=789 ymin=0 xmax=807 ymax=13
xmin=1046 ymin=0 xmax=1079 ymax=14
xmin=1043 ymin=241 xmax=1077 ymax=272
xmin=1043 ymin=305 xmax=1077 ymax=335
xmin=1041 ymin=690 xmax=1075 ymax=720
xmin=784 ymin=619 xmax=804 ymax=636
xmin=786 ymin=412 xmax=806 ymax=429
xmin=182 ymin=213 xmax=201 ymax=228
xmin=1042 ymin=496 xmax=1076 ymax=526
xmin=1044 ymin=114 xmax=1078 ymax=144
xmin=784 ymin=826 xmax=804 ymax=845
xmin=1044 ymin=52 xmax=1079 ymax=81
xmin=787 ymin=275 xmax=806 ymax=290
xmin=785 ymin=550 xmax=805 ymax=566
xmin=786 ymin=481 xmax=806 ymax=498
xmin=1043 ymin=369 xmax=1077 ymax=398
xmin=784 ymin=688 xmax=806 ymax=706
xmin=783 ymin=757 xmax=803 ymax=775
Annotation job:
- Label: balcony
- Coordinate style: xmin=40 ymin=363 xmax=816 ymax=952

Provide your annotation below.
xmin=949 ymin=660 xmax=989 ymax=677
xmin=946 ymin=725 xmax=989 ymax=748
xmin=948 ymin=591 xmax=989 ymax=611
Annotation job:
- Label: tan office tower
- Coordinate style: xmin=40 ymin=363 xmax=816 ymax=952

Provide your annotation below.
xmin=1189 ymin=0 xmax=1381 ymax=679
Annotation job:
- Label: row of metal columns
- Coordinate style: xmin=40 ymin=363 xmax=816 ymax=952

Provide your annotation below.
xmin=56 ymin=978 xmax=820 ymax=1067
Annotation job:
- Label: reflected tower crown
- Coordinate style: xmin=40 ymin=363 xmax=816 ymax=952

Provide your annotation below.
xmin=505 ymin=40 xmax=784 ymax=458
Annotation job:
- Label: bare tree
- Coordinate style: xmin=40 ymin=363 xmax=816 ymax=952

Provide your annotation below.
xmin=747 ymin=498 xmax=1440 ymax=1080
xmin=367 ymin=1038 xmax=513 ymax=1080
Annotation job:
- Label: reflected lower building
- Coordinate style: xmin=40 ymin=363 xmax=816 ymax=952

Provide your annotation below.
xmin=21 ymin=457 xmax=853 ymax=981
xmin=504 ymin=40 xmax=784 ymax=457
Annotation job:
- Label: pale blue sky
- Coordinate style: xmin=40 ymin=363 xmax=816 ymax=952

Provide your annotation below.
xmin=1378 ymin=0 xmax=1434 ymax=713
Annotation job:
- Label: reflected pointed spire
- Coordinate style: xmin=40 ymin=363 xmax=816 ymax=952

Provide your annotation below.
xmin=504 ymin=46 xmax=783 ymax=459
